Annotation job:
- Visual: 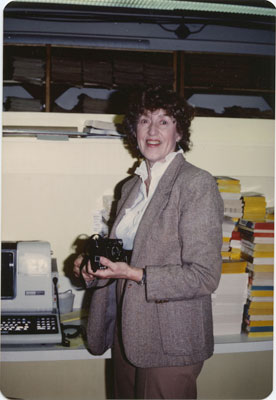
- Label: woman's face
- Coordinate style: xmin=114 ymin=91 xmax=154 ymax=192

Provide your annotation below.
xmin=136 ymin=109 xmax=181 ymax=167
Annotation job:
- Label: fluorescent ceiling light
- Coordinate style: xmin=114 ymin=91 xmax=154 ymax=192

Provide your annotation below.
xmin=12 ymin=0 xmax=276 ymax=17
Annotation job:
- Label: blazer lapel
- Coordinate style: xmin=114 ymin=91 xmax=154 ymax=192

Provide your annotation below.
xmin=131 ymin=154 xmax=185 ymax=263
xmin=110 ymin=176 xmax=141 ymax=239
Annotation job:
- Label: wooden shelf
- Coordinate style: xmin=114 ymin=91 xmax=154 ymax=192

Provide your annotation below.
xmin=3 ymin=44 xmax=275 ymax=118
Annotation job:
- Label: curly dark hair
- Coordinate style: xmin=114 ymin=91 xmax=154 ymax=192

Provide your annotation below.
xmin=123 ymin=85 xmax=194 ymax=155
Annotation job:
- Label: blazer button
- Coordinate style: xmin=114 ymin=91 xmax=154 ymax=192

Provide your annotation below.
xmin=128 ymin=283 xmax=132 ymax=288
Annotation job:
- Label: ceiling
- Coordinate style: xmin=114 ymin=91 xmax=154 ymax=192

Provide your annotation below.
xmin=3 ymin=1 xmax=276 ymax=55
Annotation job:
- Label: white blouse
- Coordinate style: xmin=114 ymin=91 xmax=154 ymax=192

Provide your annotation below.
xmin=116 ymin=149 xmax=183 ymax=250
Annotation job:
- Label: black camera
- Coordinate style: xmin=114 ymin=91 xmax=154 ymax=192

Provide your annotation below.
xmin=81 ymin=234 xmax=127 ymax=273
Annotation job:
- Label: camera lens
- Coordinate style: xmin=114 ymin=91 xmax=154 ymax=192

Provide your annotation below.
xmin=111 ymin=245 xmax=121 ymax=259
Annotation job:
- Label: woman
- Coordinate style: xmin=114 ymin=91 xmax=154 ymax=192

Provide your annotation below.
xmin=73 ymin=86 xmax=224 ymax=399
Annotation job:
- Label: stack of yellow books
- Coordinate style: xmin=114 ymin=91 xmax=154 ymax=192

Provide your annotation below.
xmin=215 ymin=176 xmax=241 ymax=194
xmin=243 ymin=298 xmax=273 ymax=337
xmin=221 ymin=259 xmax=248 ymax=274
xmin=242 ymin=192 xmax=267 ymax=222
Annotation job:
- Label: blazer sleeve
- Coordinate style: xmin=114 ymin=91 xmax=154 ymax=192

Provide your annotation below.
xmin=146 ymin=170 xmax=224 ymax=301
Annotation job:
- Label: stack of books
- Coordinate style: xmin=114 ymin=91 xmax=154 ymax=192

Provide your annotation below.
xmin=239 ymin=219 xmax=274 ymax=337
xmin=215 ymin=176 xmax=243 ymax=220
xmin=213 ymin=179 xmax=273 ymax=338
xmin=144 ymin=62 xmax=174 ymax=87
xmin=266 ymin=207 xmax=274 ymax=222
xmin=83 ymin=58 xmax=113 ymax=86
xmin=239 ymin=219 xmax=274 ymax=270
xmin=213 ymin=176 xmax=251 ymax=336
xmin=51 ymin=56 xmax=82 ymax=84
xmin=221 ymin=259 xmax=247 ymax=274
xmin=77 ymin=94 xmax=109 ymax=114
xmin=83 ymin=119 xmax=123 ymax=138
xmin=243 ymin=285 xmax=273 ymax=338
xmin=215 ymin=177 xmax=243 ymax=260
xmin=12 ymin=56 xmax=45 ymax=85
xmin=113 ymin=58 xmax=144 ymax=86
xmin=5 ymin=97 xmax=42 ymax=112
xmin=229 ymin=230 xmax=242 ymax=260
xmin=221 ymin=217 xmax=237 ymax=260
xmin=213 ymin=252 xmax=248 ymax=335
xmin=242 ymin=192 xmax=267 ymax=222
xmin=212 ymin=273 xmax=248 ymax=335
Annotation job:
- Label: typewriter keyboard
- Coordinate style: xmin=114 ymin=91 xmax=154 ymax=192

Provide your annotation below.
xmin=1 ymin=314 xmax=59 ymax=335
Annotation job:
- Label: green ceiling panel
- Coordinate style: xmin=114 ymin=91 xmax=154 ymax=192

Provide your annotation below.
xmin=12 ymin=0 xmax=276 ymax=17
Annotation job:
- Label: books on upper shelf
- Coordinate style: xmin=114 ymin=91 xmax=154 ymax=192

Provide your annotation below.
xmin=84 ymin=120 xmax=119 ymax=131
xmin=51 ymin=55 xmax=82 ymax=84
xmin=83 ymin=59 xmax=113 ymax=86
xmin=241 ymin=192 xmax=267 ymax=222
xmin=5 ymin=97 xmax=42 ymax=112
xmin=83 ymin=119 xmax=125 ymax=138
xmin=12 ymin=56 xmax=45 ymax=85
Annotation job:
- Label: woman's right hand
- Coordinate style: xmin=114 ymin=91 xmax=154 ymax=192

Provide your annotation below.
xmin=73 ymin=254 xmax=96 ymax=284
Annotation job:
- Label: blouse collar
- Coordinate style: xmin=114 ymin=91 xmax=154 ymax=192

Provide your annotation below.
xmin=135 ymin=149 xmax=184 ymax=182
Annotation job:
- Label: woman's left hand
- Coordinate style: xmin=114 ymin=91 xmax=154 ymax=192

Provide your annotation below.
xmin=93 ymin=257 xmax=143 ymax=283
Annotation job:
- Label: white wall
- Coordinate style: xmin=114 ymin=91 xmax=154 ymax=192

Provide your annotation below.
xmin=1 ymin=112 xmax=274 ymax=400
xmin=187 ymin=117 xmax=274 ymax=206
xmin=2 ymin=112 xmax=274 ymax=275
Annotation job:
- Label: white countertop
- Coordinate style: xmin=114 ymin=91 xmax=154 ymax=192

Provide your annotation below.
xmin=1 ymin=333 xmax=272 ymax=362
xmin=214 ymin=333 xmax=273 ymax=354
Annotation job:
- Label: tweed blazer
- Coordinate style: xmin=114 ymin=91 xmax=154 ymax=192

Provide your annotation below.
xmin=87 ymin=153 xmax=224 ymax=368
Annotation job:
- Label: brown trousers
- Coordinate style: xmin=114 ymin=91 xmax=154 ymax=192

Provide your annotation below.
xmin=112 ymin=326 xmax=204 ymax=399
